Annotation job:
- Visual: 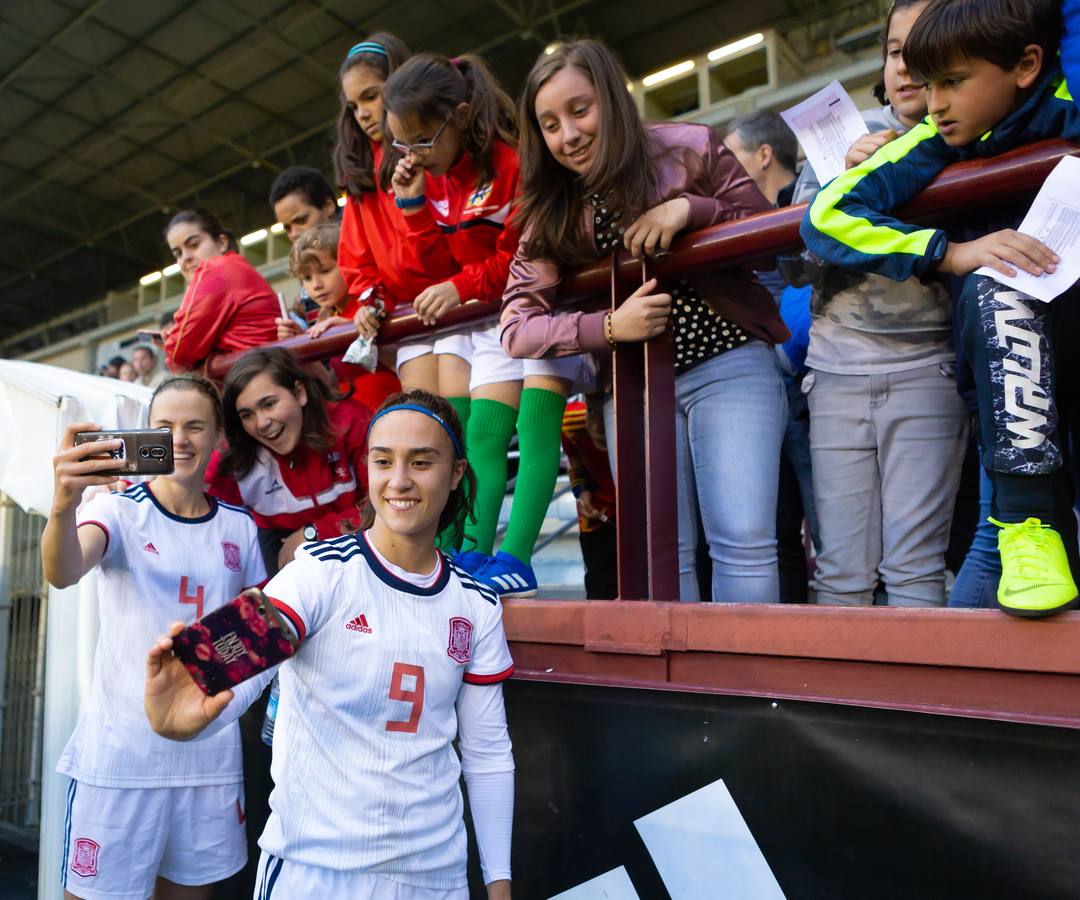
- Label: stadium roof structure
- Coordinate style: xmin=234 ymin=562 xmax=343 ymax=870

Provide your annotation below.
xmin=0 ymin=0 xmax=825 ymax=345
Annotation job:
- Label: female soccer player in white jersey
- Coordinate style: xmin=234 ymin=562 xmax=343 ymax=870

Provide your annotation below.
xmin=42 ymin=375 xmax=267 ymax=900
xmin=145 ymin=389 xmax=514 ymax=900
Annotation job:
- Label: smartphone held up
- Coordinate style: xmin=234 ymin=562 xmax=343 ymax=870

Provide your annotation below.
xmin=171 ymin=589 xmax=299 ymax=695
xmin=74 ymin=428 xmax=174 ymax=476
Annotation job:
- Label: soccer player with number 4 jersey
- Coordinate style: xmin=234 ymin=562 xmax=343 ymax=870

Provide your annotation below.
xmin=42 ymin=375 xmax=266 ymax=900
xmin=145 ymin=390 xmax=514 ymax=900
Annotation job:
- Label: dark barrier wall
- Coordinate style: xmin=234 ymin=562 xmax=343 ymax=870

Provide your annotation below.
xmin=487 ymin=680 xmax=1080 ymax=900
xmin=215 ymin=671 xmax=1080 ymax=898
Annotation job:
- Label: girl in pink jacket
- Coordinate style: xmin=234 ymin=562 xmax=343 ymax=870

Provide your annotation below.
xmin=500 ymin=40 xmax=789 ymax=604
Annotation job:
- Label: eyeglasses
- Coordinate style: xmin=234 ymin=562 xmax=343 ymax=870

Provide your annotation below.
xmin=391 ymin=117 xmax=451 ymax=157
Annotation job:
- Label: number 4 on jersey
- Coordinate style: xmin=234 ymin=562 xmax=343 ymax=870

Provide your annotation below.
xmin=178 ymin=576 xmax=205 ymax=620
xmin=386 ymin=663 xmax=425 ymax=733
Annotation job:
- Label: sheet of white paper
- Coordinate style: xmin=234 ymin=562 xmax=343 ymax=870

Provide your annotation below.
xmin=548 ymin=866 xmax=640 ymax=900
xmin=634 ymin=778 xmax=786 ymax=900
xmin=781 ymin=80 xmax=868 ymax=186
xmin=974 ymin=155 xmax=1080 ymax=302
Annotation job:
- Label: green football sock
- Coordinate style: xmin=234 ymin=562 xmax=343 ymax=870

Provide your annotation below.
xmin=498 ymin=388 xmax=567 ymax=565
xmin=460 ymin=399 xmax=517 ymax=555
xmin=435 ymin=397 xmax=473 ymax=552
xmin=446 ymin=395 xmax=471 ymax=435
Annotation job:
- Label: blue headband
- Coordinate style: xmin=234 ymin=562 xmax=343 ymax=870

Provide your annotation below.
xmin=347 ymin=41 xmax=388 ymax=58
xmin=367 ymin=404 xmax=464 ymax=458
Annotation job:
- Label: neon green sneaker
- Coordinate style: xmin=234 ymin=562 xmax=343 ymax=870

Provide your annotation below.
xmin=992 ymin=518 xmax=1079 ymax=618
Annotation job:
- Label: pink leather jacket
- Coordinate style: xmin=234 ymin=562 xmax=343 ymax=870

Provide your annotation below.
xmin=499 ymin=122 xmax=789 ymax=359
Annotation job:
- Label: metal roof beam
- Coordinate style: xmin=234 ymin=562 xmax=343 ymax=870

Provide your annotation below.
xmin=0 ymin=0 xmax=109 ymax=91
xmin=0 ymin=16 xmax=273 ymax=172
xmin=0 ymin=116 xmax=333 ymax=292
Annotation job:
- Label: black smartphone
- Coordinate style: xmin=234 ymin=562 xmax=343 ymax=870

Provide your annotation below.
xmin=171 ymin=589 xmax=300 ymax=695
xmin=74 ymin=428 xmax=174 ymax=476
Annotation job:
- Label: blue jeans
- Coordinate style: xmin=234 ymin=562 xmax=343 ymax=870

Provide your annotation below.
xmin=675 ymin=343 xmax=787 ymax=603
xmin=948 ymin=467 xmax=1001 ymax=608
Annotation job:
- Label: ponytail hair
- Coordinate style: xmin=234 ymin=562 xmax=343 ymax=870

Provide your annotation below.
xmin=332 ymin=32 xmax=411 ymax=197
xmin=516 ymin=39 xmax=654 ymax=266
xmin=382 ymin=53 xmax=517 ymax=188
xmin=164 ymin=208 xmax=238 ymax=254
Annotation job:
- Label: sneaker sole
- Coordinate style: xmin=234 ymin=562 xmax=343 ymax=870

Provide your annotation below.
xmin=499 ymin=587 xmax=538 ymax=599
xmin=997 ymin=592 xmax=1080 ymax=619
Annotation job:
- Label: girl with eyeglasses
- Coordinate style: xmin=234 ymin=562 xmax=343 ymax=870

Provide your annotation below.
xmin=383 ymin=54 xmax=592 ymax=597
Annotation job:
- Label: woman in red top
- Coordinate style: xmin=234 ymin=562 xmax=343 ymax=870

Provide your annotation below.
xmin=163 ymin=208 xmax=279 ymax=373
xmin=331 ymin=35 xmax=460 ymax=391
xmin=206 ymin=347 xmax=372 ymax=575
xmin=382 ymin=54 xmax=592 ymax=597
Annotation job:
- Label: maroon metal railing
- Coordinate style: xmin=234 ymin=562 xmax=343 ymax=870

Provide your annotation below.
xmin=209 ymin=137 xmax=1080 ymax=603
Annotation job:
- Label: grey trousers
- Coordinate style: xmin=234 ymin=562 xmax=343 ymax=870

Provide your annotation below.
xmin=805 ymin=363 xmax=969 ymax=606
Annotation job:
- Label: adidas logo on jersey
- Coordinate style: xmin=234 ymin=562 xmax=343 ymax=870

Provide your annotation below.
xmin=143 ymin=542 xmax=159 ymax=555
xmin=345 ymin=614 xmax=372 ymax=634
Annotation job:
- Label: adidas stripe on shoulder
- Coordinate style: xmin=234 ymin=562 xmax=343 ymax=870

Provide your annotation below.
xmin=307 ymin=534 xmax=365 ymax=565
xmin=448 ymin=563 xmax=500 ymax=606
xmin=215 ymin=498 xmax=255 ymax=520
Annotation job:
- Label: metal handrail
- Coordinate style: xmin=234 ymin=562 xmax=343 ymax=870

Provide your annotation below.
xmin=208 ymin=137 xmax=1080 ymax=380
xmin=205 ymin=136 xmax=1080 ymax=601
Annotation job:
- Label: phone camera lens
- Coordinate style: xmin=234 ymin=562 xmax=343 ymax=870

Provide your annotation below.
xmin=139 ymin=447 xmax=151 ymax=458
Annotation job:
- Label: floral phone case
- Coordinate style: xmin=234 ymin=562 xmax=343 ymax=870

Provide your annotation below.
xmin=171 ymin=588 xmax=299 ymax=695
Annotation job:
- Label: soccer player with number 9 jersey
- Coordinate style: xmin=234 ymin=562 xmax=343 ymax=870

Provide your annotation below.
xmin=146 ymin=390 xmax=514 ymax=900
xmin=42 ymin=376 xmax=266 ymax=900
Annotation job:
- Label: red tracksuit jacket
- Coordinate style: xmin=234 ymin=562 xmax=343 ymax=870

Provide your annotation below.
xmin=206 ymin=399 xmax=372 ymax=538
xmin=398 ymin=139 xmax=521 ymax=304
xmin=338 ymin=143 xmax=457 ymax=316
xmin=165 ymin=252 xmax=279 ymax=372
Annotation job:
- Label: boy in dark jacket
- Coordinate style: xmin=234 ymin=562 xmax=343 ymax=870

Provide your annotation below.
xmin=801 ymin=0 xmax=1080 ymax=616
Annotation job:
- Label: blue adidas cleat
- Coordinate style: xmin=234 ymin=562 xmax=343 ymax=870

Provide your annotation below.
xmin=479 ymin=551 xmax=538 ymax=599
xmin=452 ymin=549 xmax=492 ymax=576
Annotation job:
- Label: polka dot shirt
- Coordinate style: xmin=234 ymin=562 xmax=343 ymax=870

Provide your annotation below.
xmin=592 ymin=195 xmax=749 ymax=376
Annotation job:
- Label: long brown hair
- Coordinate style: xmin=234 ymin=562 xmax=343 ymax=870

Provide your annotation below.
xmin=516 ymin=39 xmax=655 ymax=266
xmin=360 ymin=389 xmax=476 ymax=536
xmin=381 ymin=53 xmax=517 ymax=188
xmin=332 ymin=32 xmax=411 ymax=197
xmin=218 ymin=348 xmax=351 ymax=478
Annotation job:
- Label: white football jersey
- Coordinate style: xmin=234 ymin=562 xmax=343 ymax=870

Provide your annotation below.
xmin=258 ymin=532 xmax=514 ymax=890
xmin=57 ymin=483 xmax=266 ymax=788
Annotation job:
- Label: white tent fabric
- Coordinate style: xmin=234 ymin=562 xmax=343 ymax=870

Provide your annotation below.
xmin=0 ymin=359 xmax=152 ymax=899
xmin=0 ymin=359 xmax=152 ymax=515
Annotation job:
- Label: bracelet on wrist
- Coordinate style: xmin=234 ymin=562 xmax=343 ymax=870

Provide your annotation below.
xmin=395 ymin=194 xmax=427 ymax=209
xmin=604 ymin=311 xmax=617 ymax=348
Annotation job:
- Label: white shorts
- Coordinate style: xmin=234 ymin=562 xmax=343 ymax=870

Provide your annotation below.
xmin=253 ymin=851 xmax=469 ymax=900
xmin=469 ymin=322 xmax=597 ymax=392
xmin=396 ymin=333 xmax=473 ymax=370
xmin=61 ymin=780 xmax=246 ymax=899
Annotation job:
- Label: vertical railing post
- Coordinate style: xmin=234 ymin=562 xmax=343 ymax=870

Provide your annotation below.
xmin=611 ymin=262 xmax=648 ymax=600
xmin=611 ymin=258 xmax=679 ymax=601
xmin=641 ymin=261 xmax=679 ymax=600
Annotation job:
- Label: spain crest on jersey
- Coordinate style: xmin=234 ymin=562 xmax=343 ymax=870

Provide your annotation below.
xmin=447 ymin=616 xmax=473 ymax=663
xmin=465 ymin=183 xmax=493 ymax=210
xmin=222 ymin=541 xmax=241 ymax=573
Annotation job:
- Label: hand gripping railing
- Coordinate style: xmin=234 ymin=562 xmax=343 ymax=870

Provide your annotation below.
xmin=209 ymin=138 xmax=1080 ymax=601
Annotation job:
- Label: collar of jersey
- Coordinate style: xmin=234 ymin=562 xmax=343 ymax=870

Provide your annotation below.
xmin=143 ymin=482 xmax=220 ymax=524
xmin=356 ymin=531 xmax=450 ymax=596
